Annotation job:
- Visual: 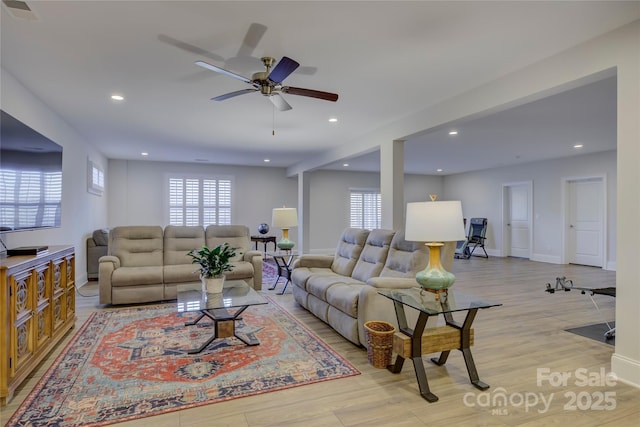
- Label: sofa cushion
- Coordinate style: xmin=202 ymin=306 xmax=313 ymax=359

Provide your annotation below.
xmin=351 ymin=229 xmax=395 ymax=282
xmin=379 ymin=230 xmax=429 ymax=277
xmin=330 ymin=228 xmax=369 ymax=276
xmin=206 ymin=225 xmax=250 ymax=254
xmin=223 ymin=261 xmax=254 ymax=280
xmin=163 ymin=264 xmax=199 ymax=284
xmin=92 ymin=228 xmax=109 ymax=246
xmin=326 ymin=283 xmax=366 ymax=318
xmin=163 ymin=225 xmax=205 ymax=266
xmin=111 ymin=266 xmax=163 ymax=287
xmin=307 ymin=274 xmax=363 ymax=300
xmin=292 ymin=267 xmax=335 ymax=291
xmin=109 ymin=226 xmax=164 ymax=268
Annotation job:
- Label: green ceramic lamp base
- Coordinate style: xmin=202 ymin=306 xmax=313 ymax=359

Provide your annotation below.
xmin=277 ymin=239 xmax=295 ymax=250
xmin=277 ymin=228 xmax=295 ymax=250
xmin=415 ymin=242 xmax=456 ymax=291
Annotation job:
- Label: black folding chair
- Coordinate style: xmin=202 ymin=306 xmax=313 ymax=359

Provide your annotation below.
xmin=455 ymin=218 xmax=488 ymax=259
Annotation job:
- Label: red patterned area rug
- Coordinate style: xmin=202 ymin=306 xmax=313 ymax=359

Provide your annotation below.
xmin=7 ymin=297 xmax=359 ymax=426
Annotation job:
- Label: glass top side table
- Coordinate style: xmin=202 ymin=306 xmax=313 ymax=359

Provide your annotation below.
xmin=266 ymin=250 xmax=300 ymax=295
xmin=378 ymin=288 xmax=502 ymax=402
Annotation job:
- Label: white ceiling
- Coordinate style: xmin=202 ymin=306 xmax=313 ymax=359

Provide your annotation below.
xmin=1 ymin=1 xmax=636 ymax=174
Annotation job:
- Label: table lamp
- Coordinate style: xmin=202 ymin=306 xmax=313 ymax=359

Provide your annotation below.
xmin=405 ymin=195 xmax=466 ymax=297
xmin=272 ymin=206 xmax=298 ymax=250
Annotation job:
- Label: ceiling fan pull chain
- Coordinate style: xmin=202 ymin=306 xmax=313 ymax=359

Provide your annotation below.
xmin=272 ymin=104 xmax=276 ymax=136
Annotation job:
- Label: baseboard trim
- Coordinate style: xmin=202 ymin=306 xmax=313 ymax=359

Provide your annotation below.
xmin=530 ymin=254 xmax=562 ymax=264
xmin=611 ymin=353 xmax=640 ymax=389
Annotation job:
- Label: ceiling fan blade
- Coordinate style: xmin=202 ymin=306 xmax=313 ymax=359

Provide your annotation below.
xmin=237 ymin=23 xmax=267 ymax=57
xmin=268 ymin=56 xmax=300 ymax=84
xmin=158 ymin=34 xmax=226 ymax=63
xmin=195 ymin=60 xmax=252 ymax=84
xmin=212 ymin=89 xmax=257 ymax=101
xmin=282 ymin=86 xmax=339 ymax=102
xmin=269 ymin=94 xmax=293 ymax=111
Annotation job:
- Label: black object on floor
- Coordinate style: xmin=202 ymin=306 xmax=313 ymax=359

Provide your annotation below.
xmin=565 ymin=322 xmax=615 ymax=345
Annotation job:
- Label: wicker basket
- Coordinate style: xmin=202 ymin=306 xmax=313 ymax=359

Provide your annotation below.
xmin=364 ymin=320 xmax=396 ymax=368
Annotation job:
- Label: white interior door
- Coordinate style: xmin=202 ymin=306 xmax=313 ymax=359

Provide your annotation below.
xmin=567 ymin=179 xmax=604 ymax=267
xmin=505 ymin=184 xmax=531 ymax=258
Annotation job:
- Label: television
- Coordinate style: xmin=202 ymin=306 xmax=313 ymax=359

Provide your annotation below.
xmin=0 ymin=110 xmax=63 ymax=232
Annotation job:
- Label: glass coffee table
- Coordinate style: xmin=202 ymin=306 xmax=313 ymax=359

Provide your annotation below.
xmin=378 ymin=288 xmax=502 ymax=402
xmin=176 ymin=280 xmax=267 ymax=354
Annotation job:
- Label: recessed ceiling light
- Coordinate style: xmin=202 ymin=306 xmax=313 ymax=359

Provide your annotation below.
xmin=111 ymin=94 xmax=124 ymax=101
xmin=574 ymin=144 xmax=584 ymax=149
xmin=437 ymin=168 xmax=443 ymax=172
xmin=448 ymin=130 xmax=458 ymax=136
xmin=264 ymin=159 xmax=270 ymax=163
xmin=329 ymin=117 xmax=338 ymax=123
xmin=141 ymin=152 xmax=148 ymax=156
xmin=343 ymin=163 xmax=349 ymax=167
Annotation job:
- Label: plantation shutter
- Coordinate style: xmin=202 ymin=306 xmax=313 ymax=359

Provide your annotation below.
xmin=168 ymin=176 xmax=232 ymax=226
xmin=350 ymin=189 xmax=381 ymax=229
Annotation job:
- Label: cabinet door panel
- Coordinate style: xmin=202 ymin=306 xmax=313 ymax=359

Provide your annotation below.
xmin=9 ymin=271 xmax=35 ymax=377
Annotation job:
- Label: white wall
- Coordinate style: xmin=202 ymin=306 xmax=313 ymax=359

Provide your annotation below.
xmin=106 ymin=163 xmax=445 ymax=253
xmin=107 ymin=159 xmax=298 ymax=241
xmin=306 ymin=170 xmax=444 ymax=251
xmin=444 ymin=150 xmax=617 ymax=267
xmin=1 ymin=68 xmax=109 ymax=284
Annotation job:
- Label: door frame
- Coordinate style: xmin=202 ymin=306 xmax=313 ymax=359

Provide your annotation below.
xmin=561 ymin=174 xmax=607 ymax=266
xmin=501 ymin=180 xmax=533 ymax=258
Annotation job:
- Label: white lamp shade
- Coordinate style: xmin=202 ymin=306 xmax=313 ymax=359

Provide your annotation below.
xmin=405 ymin=201 xmax=466 ymax=242
xmin=272 ymin=207 xmax=298 ymax=228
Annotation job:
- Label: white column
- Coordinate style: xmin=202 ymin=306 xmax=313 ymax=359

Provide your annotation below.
xmin=611 ymin=23 xmax=640 ymax=387
xmin=297 ymin=171 xmax=311 ymax=253
xmin=380 ymin=140 xmax=405 ymax=231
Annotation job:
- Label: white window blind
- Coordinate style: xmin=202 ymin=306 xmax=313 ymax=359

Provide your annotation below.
xmin=0 ymin=169 xmax=62 ymax=229
xmin=168 ymin=176 xmax=232 ymax=226
xmin=350 ymin=189 xmax=381 ymax=229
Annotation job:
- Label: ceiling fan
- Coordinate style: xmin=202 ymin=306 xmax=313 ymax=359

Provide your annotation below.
xmin=195 ymin=56 xmax=338 ymax=111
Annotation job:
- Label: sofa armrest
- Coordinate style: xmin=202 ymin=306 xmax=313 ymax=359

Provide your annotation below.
xmin=358 ymin=278 xmax=433 ymax=344
xmin=98 ymin=256 xmax=120 ymax=304
xmin=244 ymin=250 xmax=263 ymax=290
xmin=243 ymin=250 xmax=262 ymax=262
xmin=294 ymin=254 xmax=334 ymax=269
xmin=366 ymin=276 xmax=418 ymax=289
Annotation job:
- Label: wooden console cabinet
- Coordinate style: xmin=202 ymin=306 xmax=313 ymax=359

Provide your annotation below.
xmin=0 ymin=245 xmax=76 ymax=406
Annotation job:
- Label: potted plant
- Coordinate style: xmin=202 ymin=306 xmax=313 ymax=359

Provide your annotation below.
xmin=188 ymin=243 xmax=237 ymax=293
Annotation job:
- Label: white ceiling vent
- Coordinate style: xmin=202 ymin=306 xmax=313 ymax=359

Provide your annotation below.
xmin=2 ymin=0 xmax=38 ymax=21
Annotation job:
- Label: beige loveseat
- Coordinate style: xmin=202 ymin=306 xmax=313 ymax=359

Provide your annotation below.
xmin=292 ymin=228 xmax=455 ymax=346
xmin=99 ymin=225 xmax=263 ymax=305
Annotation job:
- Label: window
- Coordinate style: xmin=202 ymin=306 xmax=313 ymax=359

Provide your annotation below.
xmin=168 ymin=176 xmax=232 ymax=226
xmin=87 ymin=159 xmax=104 ymax=196
xmin=0 ymin=169 xmax=62 ymax=229
xmin=350 ymin=189 xmax=381 ymax=229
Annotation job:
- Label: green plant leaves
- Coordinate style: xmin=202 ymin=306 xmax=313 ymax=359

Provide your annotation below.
xmin=187 ymin=243 xmax=237 ymax=279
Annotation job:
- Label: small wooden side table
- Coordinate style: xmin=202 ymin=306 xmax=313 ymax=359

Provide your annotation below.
xmin=251 ymin=235 xmax=277 ymax=258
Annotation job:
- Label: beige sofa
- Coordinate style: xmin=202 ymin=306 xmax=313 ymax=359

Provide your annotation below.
xmin=99 ymin=225 xmax=263 ymax=305
xmin=292 ymin=228 xmax=455 ymax=346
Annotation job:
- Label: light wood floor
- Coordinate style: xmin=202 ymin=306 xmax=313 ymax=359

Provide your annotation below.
xmin=2 ymin=257 xmax=639 ymax=426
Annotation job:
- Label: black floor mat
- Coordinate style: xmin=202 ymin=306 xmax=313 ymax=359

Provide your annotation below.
xmin=565 ymin=322 xmax=615 ymax=345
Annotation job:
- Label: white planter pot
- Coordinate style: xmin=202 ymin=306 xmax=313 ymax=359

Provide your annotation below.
xmin=202 ymin=276 xmax=225 ymax=293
